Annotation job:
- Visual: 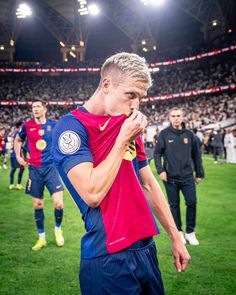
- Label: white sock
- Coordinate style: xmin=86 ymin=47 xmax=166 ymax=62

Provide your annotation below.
xmin=39 ymin=232 xmax=45 ymax=239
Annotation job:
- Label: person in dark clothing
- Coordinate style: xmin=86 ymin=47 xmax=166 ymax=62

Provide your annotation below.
xmin=211 ymin=129 xmax=223 ymax=163
xmin=221 ymin=129 xmax=227 ymax=160
xmin=193 ymin=128 xmax=205 ymax=178
xmin=154 ymin=107 xmax=203 ymax=246
xmin=9 ymin=122 xmax=25 ymax=190
xmin=153 ymin=128 xmax=160 ymax=146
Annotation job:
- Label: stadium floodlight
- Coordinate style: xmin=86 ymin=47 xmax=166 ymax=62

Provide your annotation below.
xmin=153 ymin=45 xmax=157 ymax=50
xmin=142 ymin=47 xmax=148 ymax=52
xmin=88 ymin=4 xmax=100 ymax=16
xmin=71 ymin=45 xmax=76 ymax=50
xmin=10 ymin=39 xmax=15 ymax=46
xmin=228 ymin=28 xmax=232 ymax=33
xmin=69 ymin=51 xmax=76 ymax=58
xmin=141 ymin=39 xmax=146 ymax=45
xmin=16 ymin=3 xmax=32 ymax=18
xmin=212 ymin=20 xmax=218 ymax=26
xmin=80 ymin=40 xmax=85 ymax=47
xmin=0 ymin=45 xmax=4 ymax=50
xmin=60 ymin=41 xmax=65 ymax=47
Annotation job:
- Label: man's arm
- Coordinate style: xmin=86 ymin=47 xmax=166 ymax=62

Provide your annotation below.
xmin=67 ymin=110 xmax=147 ymax=208
xmin=14 ymin=134 xmax=27 ymax=167
xmin=191 ymin=134 xmax=203 ymax=181
xmin=139 ymin=165 xmax=191 ymax=272
xmin=154 ymin=132 xmax=167 ymax=181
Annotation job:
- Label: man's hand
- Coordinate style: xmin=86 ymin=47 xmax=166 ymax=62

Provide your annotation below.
xmin=159 ymin=171 xmax=167 ymax=182
xmin=195 ymin=177 xmax=202 ymax=184
xmin=117 ymin=110 xmax=147 ymax=145
xmin=16 ymin=156 xmax=27 ymax=167
xmin=172 ymin=240 xmax=191 ymax=272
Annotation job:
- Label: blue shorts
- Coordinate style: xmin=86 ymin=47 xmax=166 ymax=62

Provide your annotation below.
xmin=26 ymin=164 xmax=64 ymax=198
xmin=79 ymin=240 xmax=164 ymax=295
xmin=10 ymin=157 xmax=21 ymax=169
xmin=0 ymin=149 xmax=6 ymax=156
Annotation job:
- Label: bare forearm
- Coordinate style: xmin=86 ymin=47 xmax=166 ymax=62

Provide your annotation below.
xmin=68 ymin=139 xmax=129 ymax=207
xmin=14 ymin=136 xmax=22 ymax=159
xmin=89 ymin=141 xmax=129 ymax=201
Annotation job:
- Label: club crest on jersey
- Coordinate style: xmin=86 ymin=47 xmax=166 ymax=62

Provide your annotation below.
xmin=123 ymin=141 xmax=136 ymax=161
xmin=183 ymin=137 xmax=188 ymax=144
xmin=36 ymin=139 xmax=47 ymax=150
xmin=59 ymin=131 xmax=81 ymax=154
xmin=38 ymin=129 xmax=44 ymax=136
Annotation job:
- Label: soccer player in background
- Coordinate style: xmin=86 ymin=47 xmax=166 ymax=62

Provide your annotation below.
xmin=52 ymin=52 xmax=190 ymax=294
xmin=154 ymin=108 xmax=203 ymax=246
xmin=0 ymin=127 xmax=8 ymax=169
xmin=9 ymin=122 xmax=25 ymax=190
xmin=14 ymin=99 xmax=64 ymax=251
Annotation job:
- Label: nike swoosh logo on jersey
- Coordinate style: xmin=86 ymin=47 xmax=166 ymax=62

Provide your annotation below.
xmin=99 ymin=118 xmax=111 ymax=131
xmin=168 ymin=140 xmax=174 ymax=143
xmin=30 ymin=128 xmax=36 ymax=131
xmin=56 ymin=185 xmax=62 ymax=189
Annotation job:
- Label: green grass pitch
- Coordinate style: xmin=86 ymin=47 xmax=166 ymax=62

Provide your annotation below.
xmin=0 ymin=157 xmax=236 ymax=295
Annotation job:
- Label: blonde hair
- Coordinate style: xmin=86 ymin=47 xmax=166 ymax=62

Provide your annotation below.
xmin=101 ymin=52 xmax=152 ymax=88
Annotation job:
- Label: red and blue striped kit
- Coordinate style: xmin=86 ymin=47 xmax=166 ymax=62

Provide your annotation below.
xmin=53 ymin=108 xmax=159 ymax=258
xmin=19 ymin=118 xmax=56 ymax=166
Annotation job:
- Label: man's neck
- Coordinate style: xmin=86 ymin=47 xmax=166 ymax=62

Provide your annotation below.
xmin=34 ymin=117 xmax=46 ymax=125
xmin=83 ymin=92 xmax=107 ymax=115
xmin=171 ymin=124 xmax=182 ymax=130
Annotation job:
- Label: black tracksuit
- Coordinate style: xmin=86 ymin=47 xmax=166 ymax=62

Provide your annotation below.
xmin=154 ymin=125 xmax=203 ymax=180
xmin=154 ymin=125 xmax=203 ymax=233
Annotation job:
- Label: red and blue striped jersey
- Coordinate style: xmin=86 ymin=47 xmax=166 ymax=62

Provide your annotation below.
xmin=0 ymin=135 xmax=4 ymax=152
xmin=19 ymin=118 xmax=56 ymax=167
xmin=53 ymin=108 xmax=159 ymax=258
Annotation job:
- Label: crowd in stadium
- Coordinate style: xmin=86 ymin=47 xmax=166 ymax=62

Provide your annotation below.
xmin=1 ymin=52 xmax=235 ymax=102
xmin=0 ymin=50 xmax=235 ymax=128
xmin=143 ymin=92 xmax=235 ymax=127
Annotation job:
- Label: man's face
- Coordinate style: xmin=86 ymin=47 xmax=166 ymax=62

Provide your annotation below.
xmin=103 ymin=76 xmax=148 ymax=115
xmin=169 ymin=110 xmax=184 ymax=129
xmin=32 ymin=102 xmax=46 ymax=119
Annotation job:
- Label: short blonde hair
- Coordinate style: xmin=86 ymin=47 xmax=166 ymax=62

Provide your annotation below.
xmin=101 ymin=52 xmax=152 ymax=88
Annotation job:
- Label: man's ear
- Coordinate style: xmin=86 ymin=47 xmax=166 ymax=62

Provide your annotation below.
xmin=101 ymin=78 xmax=111 ymax=94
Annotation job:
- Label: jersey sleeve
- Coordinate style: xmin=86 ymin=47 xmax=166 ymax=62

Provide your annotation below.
xmin=52 ymin=114 xmax=93 ymax=174
xmin=135 ymin=135 xmax=148 ymax=169
xmin=18 ymin=123 xmax=27 ymax=141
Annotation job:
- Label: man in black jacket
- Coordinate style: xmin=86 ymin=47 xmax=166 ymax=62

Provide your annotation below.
xmin=154 ymin=108 xmax=203 ymax=245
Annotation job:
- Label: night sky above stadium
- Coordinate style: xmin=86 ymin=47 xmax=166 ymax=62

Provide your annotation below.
xmin=10 ymin=2 xmax=212 ymax=63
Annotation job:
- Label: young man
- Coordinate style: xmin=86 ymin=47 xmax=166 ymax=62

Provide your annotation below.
xmin=52 ymin=52 xmax=190 ymax=294
xmin=0 ymin=127 xmax=8 ymax=169
xmin=14 ymin=99 xmax=64 ymax=251
xmin=9 ymin=122 xmax=25 ymax=190
xmin=154 ymin=108 xmax=203 ymax=246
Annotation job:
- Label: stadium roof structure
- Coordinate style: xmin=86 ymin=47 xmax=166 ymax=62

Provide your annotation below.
xmin=0 ymin=0 xmax=235 ymax=62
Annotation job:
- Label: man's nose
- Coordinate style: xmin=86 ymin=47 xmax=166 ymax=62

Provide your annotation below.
xmin=130 ymin=99 xmax=139 ymax=110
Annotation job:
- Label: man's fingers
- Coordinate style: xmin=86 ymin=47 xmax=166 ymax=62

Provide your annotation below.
xmin=180 ymin=258 xmax=189 ymax=271
xmin=126 ymin=109 xmax=139 ymax=121
xmin=174 ymin=255 xmax=190 ymax=272
xmin=173 ymin=256 xmax=182 ymax=273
